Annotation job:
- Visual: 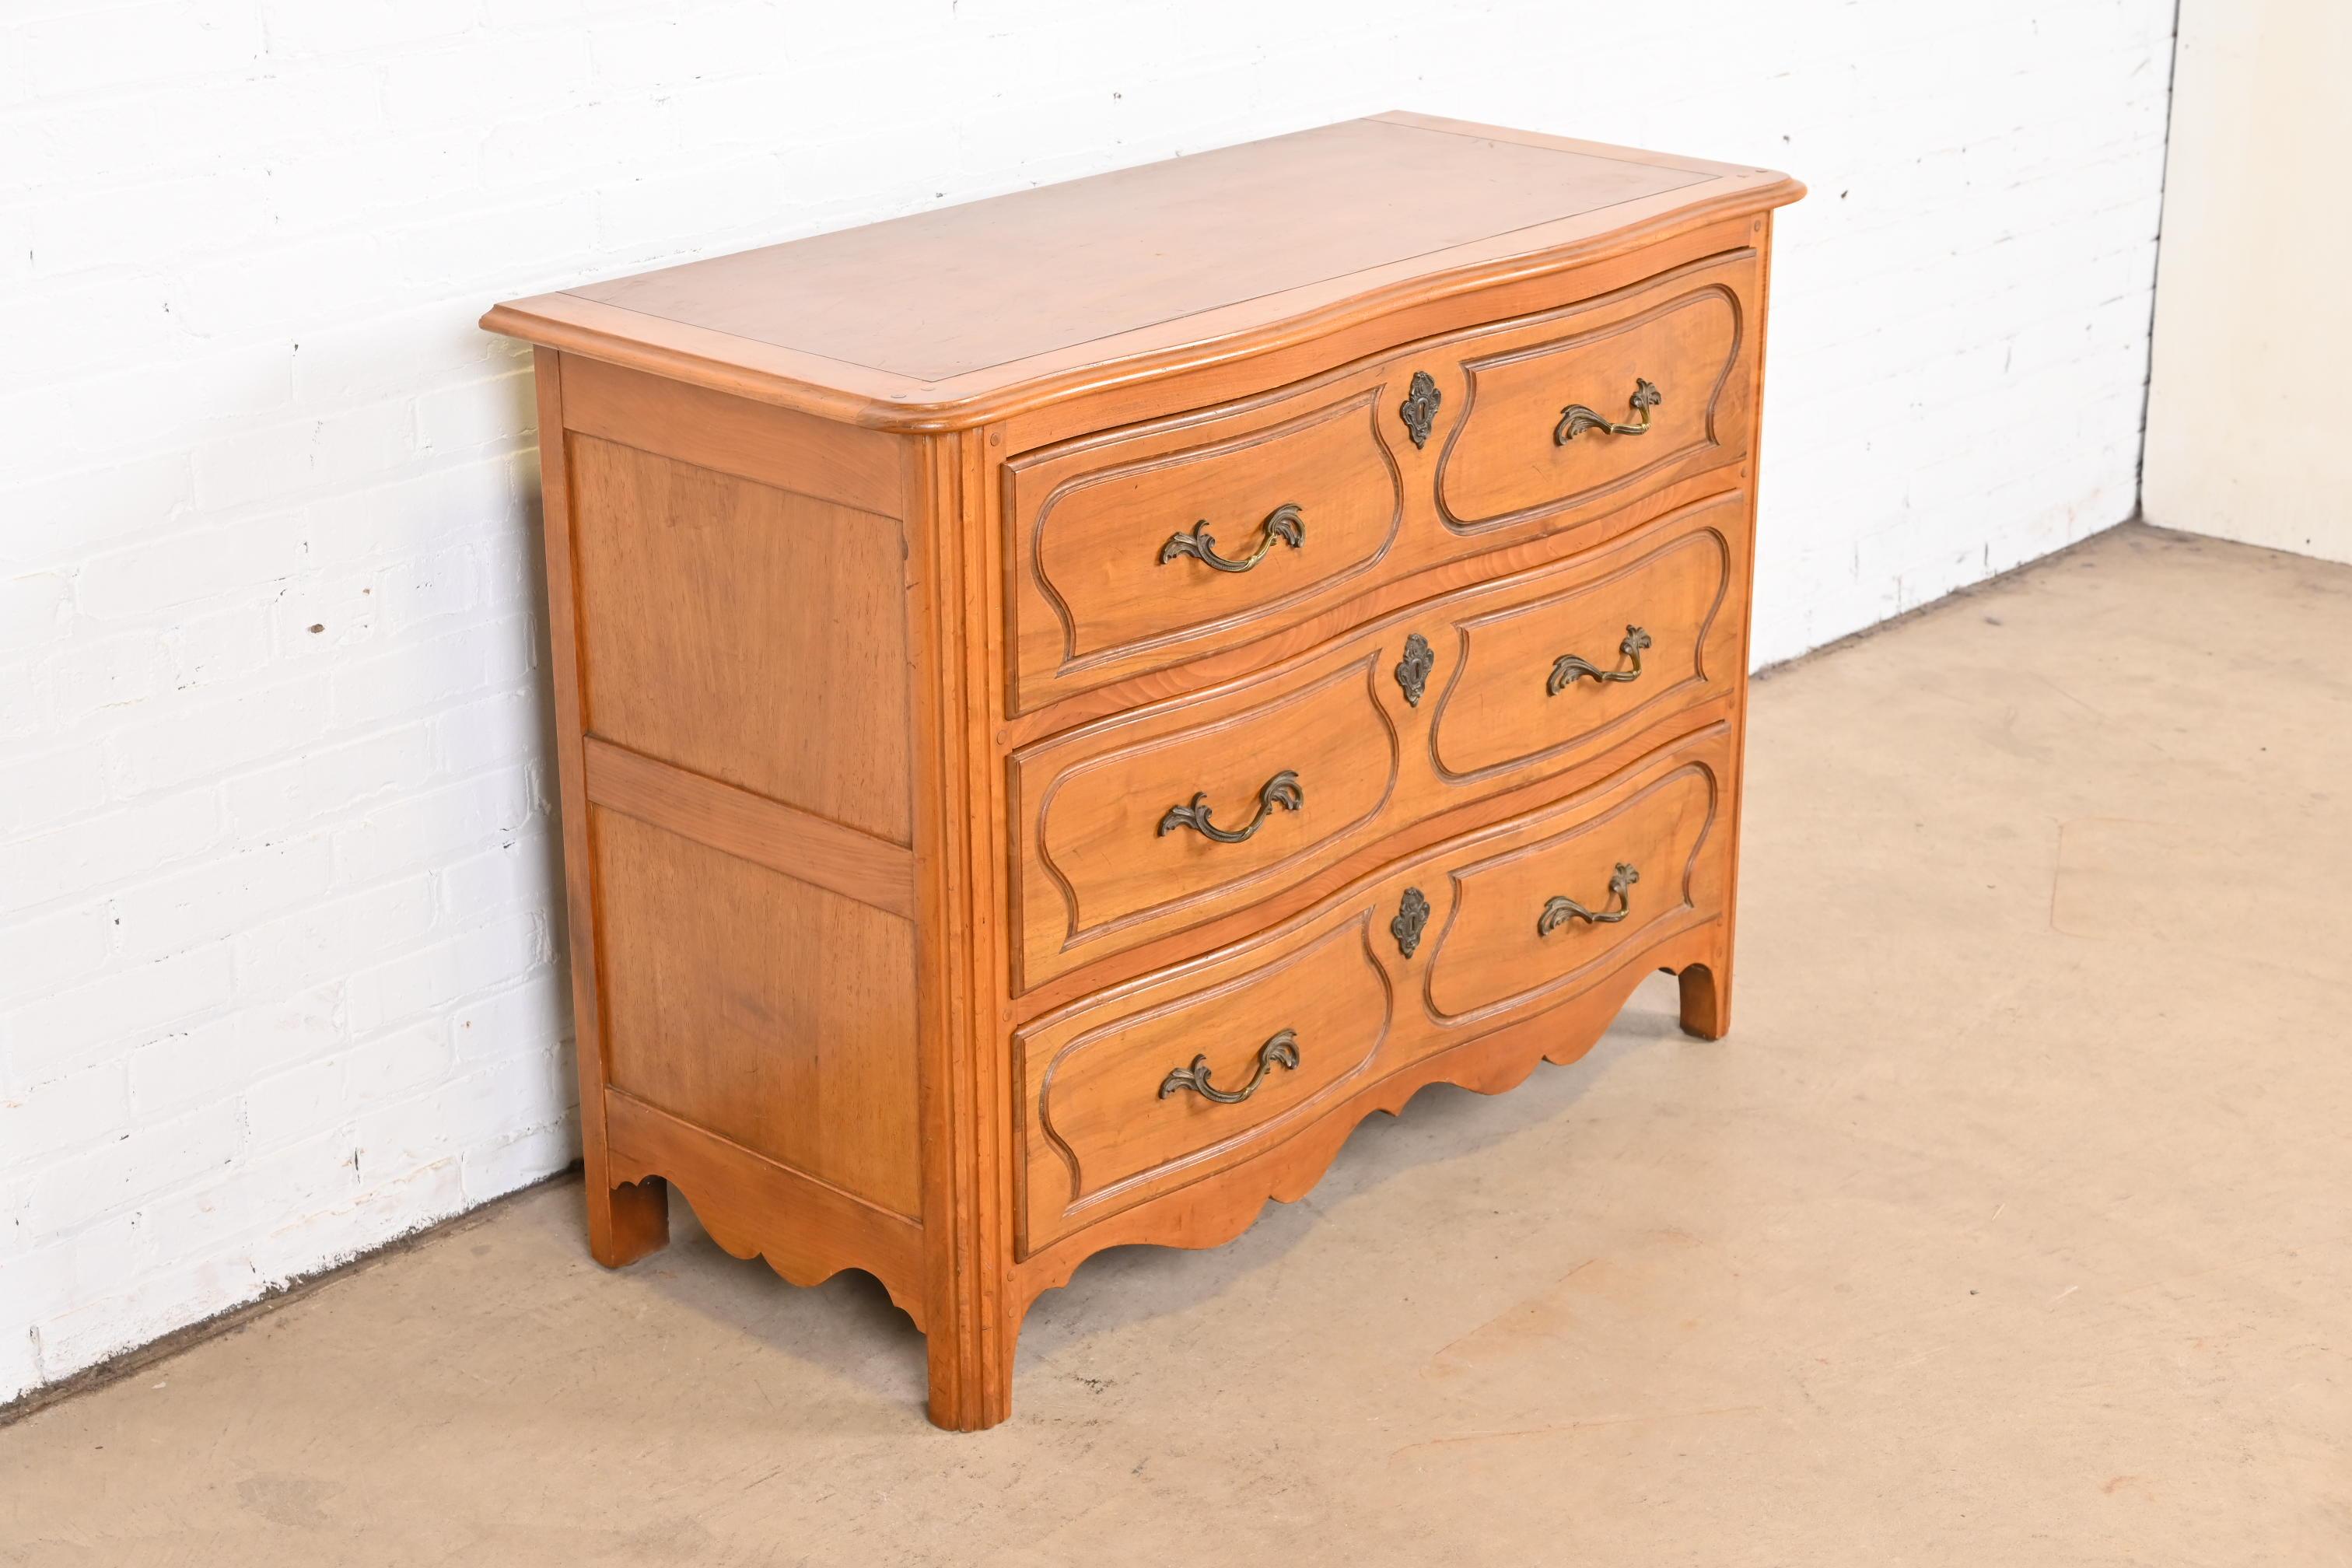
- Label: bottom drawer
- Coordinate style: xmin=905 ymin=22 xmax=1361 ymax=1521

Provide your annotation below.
xmin=1015 ymin=720 xmax=1732 ymax=1255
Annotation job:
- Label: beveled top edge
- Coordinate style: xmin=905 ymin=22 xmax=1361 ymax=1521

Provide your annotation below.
xmin=482 ymin=113 xmax=1803 ymax=432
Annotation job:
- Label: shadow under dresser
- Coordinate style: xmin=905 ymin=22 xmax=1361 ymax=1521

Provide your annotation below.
xmin=481 ymin=112 xmax=1803 ymax=1430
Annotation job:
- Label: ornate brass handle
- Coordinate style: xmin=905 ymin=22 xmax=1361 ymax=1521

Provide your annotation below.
xmin=1160 ymin=503 xmax=1305 ymax=573
xmin=1157 ymin=769 xmax=1303 ymax=845
xmin=1160 ymin=1029 xmax=1300 ymax=1104
xmin=1548 ymin=625 xmax=1652 ymax=695
xmin=1555 ymin=377 xmax=1662 ymax=444
xmin=1537 ymin=863 xmax=1639 ymax=936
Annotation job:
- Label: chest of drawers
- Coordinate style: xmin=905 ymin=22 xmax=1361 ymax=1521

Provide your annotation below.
xmin=483 ymin=113 xmax=1801 ymax=1430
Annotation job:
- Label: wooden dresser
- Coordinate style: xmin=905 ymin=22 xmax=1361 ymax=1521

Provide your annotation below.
xmin=482 ymin=114 xmax=1801 ymax=1430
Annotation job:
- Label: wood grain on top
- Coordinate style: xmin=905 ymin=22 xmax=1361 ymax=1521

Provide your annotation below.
xmin=575 ymin=117 xmax=1711 ymax=380
xmin=483 ymin=113 xmax=1798 ymax=427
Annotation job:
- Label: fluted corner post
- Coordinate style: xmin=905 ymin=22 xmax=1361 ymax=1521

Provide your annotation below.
xmin=904 ymin=425 xmax=1021 ymax=1430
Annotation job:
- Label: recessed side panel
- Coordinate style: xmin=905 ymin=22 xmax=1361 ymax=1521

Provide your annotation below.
xmin=568 ymin=432 xmax=914 ymax=846
xmin=559 ymin=370 xmax=925 ymax=1223
xmin=592 ymin=807 xmax=922 ymax=1219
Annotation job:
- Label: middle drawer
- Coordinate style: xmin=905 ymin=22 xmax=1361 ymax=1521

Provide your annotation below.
xmin=1008 ymin=488 xmax=1746 ymax=992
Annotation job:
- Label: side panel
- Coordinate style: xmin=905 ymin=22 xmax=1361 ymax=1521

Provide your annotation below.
xmin=568 ymin=433 xmax=912 ymax=846
xmin=546 ymin=354 xmax=927 ymax=1293
xmin=592 ymin=809 xmax=921 ymax=1216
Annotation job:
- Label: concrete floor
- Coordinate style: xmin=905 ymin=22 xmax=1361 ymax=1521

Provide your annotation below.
xmin=4 ymin=523 xmax=2348 ymax=1565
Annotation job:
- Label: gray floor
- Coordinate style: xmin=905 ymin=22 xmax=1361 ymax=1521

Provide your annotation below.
xmin=5 ymin=523 xmax=2348 ymax=1566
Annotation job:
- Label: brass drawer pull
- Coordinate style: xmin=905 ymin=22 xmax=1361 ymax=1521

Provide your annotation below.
xmin=1555 ymin=377 xmax=1662 ymax=444
xmin=1548 ymin=625 xmax=1652 ymax=695
xmin=1157 ymin=769 xmax=1303 ymax=844
xmin=1537 ymin=863 xmax=1640 ymax=936
xmin=1159 ymin=503 xmax=1305 ymax=573
xmin=1160 ymin=1029 xmax=1300 ymax=1104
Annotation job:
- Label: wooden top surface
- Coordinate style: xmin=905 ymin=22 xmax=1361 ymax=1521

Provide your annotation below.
xmin=484 ymin=112 xmax=1801 ymax=430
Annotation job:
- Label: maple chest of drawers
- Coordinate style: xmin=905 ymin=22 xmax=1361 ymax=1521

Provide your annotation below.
xmin=483 ymin=113 xmax=1801 ymax=1430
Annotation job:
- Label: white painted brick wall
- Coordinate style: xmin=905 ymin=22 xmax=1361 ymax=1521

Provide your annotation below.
xmin=0 ymin=0 xmax=2175 ymax=1405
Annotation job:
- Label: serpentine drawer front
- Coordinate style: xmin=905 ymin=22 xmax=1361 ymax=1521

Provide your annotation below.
xmin=484 ymin=113 xmax=1800 ymax=1430
xmin=1008 ymin=489 xmax=1745 ymax=991
xmin=1003 ymin=247 xmax=1763 ymax=715
xmin=1436 ymin=248 xmax=1753 ymax=532
xmin=1016 ymin=725 xmax=1731 ymax=1253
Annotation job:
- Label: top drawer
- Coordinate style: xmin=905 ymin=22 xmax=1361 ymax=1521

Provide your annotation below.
xmin=1437 ymin=276 xmax=1743 ymax=530
xmin=1002 ymin=248 xmax=1759 ymax=716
